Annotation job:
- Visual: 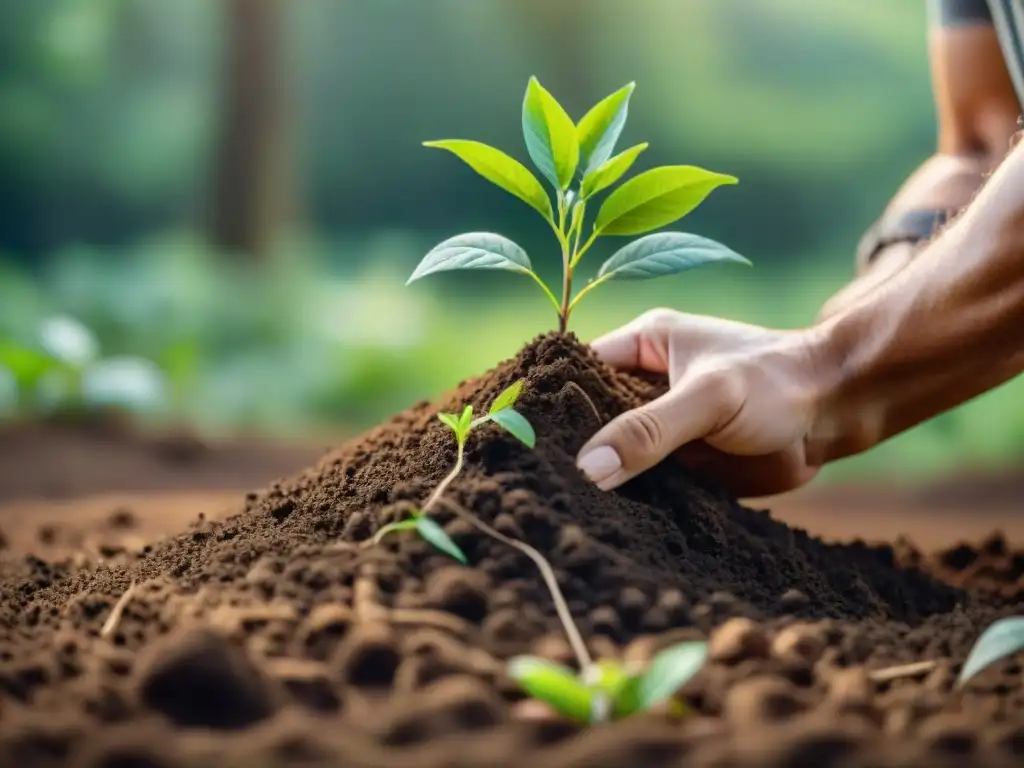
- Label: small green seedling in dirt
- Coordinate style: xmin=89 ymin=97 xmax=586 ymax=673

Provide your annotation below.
xmin=425 ymin=378 xmax=535 ymax=511
xmin=370 ymin=379 xmax=535 ymax=563
xmin=508 ymin=641 xmax=708 ymax=724
xmin=408 ymin=77 xmax=750 ymax=331
xmin=0 ymin=315 xmax=164 ymax=417
xmin=372 ymin=508 xmax=468 ymax=565
xmin=956 ymin=616 xmax=1024 ymax=687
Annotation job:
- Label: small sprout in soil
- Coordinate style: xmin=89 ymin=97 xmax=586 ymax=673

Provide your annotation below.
xmin=508 ymin=641 xmax=708 ymax=724
xmin=0 ymin=315 xmax=165 ymax=417
xmin=438 ymin=379 xmax=536 ymax=451
xmin=368 ymin=380 xmax=535 ymax=560
xmin=408 ymin=77 xmax=750 ymax=332
xmin=373 ymin=509 xmax=468 ymax=565
xmin=956 ymin=616 xmax=1024 ymax=687
xmin=423 ymin=379 xmax=535 ymax=513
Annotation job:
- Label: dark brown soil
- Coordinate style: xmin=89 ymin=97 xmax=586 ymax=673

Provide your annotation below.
xmin=2 ymin=333 xmax=1024 ymax=767
xmin=0 ymin=417 xmax=328 ymax=501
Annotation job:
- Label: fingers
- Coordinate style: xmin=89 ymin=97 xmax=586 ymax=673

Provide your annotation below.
xmin=589 ymin=309 xmax=676 ymax=373
xmin=677 ymin=442 xmax=819 ymax=498
xmin=576 ymin=377 xmax=722 ymax=491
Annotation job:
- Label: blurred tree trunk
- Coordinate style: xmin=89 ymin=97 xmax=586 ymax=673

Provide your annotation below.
xmin=208 ymin=0 xmax=293 ymax=260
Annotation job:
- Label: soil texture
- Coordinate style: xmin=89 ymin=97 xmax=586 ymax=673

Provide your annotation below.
xmin=1 ymin=333 xmax=1024 ymax=767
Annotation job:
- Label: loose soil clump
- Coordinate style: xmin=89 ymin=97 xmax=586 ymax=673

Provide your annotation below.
xmin=1 ymin=333 xmax=1023 ymax=767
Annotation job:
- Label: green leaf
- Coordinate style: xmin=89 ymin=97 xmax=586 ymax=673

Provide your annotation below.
xmin=490 ymin=408 xmax=535 ymax=448
xmin=0 ymin=341 xmax=60 ymax=389
xmin=593 ymin=166 xmax=737 ymax=236
xmin=489 ymin=379 xmax=524 ymax=415
xmin=958 ymin=617 xmax=1024 ymax=687
xmin=636 ymin=641 xmax=708 ymax=710
xmin=415 ymin=515 xmax=468 ymax=564
xmin=508 ymin=656 xmax=595 ymax=723
xmin=576 ymin=82 xmax=635 ymax=175
xmin=597 ymin=232 xmax=750 ymax=282
xmin=581 ymin=143 xmax=648 ymax=199
xmin=423 ymin=140 xmax=553 ymax=220
xmin=587 ymin=660 xmax=629 ymax=697
xmin=457 ymin=404 xmax=474 ymax=438
xmin=611 ymin=675 xmax=643 ymax=719
xmin=522 ymin=77 xmax=579 ymax=190
xmin=372 ymin=518 xmax=420 ymax=545
xmin=437 ymin=412 xmax=461 ymax=434
xmin=407 ymin=233 xmax=532 ymax=285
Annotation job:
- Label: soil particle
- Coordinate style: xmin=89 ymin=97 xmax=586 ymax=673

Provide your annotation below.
xmin=135 ymin=628 xmax=278 ymax=730
xmin=2 ymin=333 xmax=1024 ymax=765
xmin=709 ymin=617 xmax=770 ymax=664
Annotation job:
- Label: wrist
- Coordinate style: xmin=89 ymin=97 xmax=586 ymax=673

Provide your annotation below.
xmin=800 ymin=310 xmax=882 ymax=464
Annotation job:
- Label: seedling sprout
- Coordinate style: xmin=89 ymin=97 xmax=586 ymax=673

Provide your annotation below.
xmin=508 ymin=641 xmax=708 ymax=723
xmin=408 ymin=77 xmax=751 ymax=331
xmin=370 ymin=379 xmax=535 ymax=564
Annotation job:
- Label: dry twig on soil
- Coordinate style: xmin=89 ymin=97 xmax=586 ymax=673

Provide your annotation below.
xmin=563 ymin=381 xmax=603 ymax=425
xmin=100 ymin=581 xmax=137 ymax=640
xmin=867 ymin=660 xmax=938 ymax=683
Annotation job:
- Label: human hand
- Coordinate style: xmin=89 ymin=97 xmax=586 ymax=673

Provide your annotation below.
xmin=575 ymin=309 xmax=827 ymax=498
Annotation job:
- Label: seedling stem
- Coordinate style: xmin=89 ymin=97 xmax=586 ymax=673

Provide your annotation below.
xmin=423 ymin=439 xmax=465 ymax=514
xmin=439 ymin=497 xmax=592 ymax=671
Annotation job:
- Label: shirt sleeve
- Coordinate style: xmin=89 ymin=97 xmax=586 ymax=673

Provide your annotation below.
xmin=928 ymin=0 xmax=994 ymax=26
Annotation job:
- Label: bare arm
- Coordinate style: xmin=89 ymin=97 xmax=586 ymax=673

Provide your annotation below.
xmin=573 ymin=2 xmax=1024 ymax=498
xmin=819 ymin=4 xmax=1020 ymax=319
xmin=811 ymin=137 xmax=1024 ymax=461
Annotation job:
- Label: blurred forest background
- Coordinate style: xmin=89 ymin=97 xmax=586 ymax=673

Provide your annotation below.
xmin=1 ymin=0 xmax=1021 ymax=484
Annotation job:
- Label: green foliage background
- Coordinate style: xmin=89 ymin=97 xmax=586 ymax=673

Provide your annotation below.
xmin=2 ymin=0 xmax=1021 ymax=484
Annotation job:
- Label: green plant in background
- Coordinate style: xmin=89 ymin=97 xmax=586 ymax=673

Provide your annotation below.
xmin=370 ymin=379 xmax=534 ymax=563
xmin=509 ymin=642 xmax=708 ymax=723
xmin=0 ymin=315 xmax=165 ymax=418
xmin=956 ymin=617 xmax=1024 ymax=687
xmin=408 ymin=77 xmax=750 ymax=332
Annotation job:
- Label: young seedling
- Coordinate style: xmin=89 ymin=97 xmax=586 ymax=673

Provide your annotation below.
xmin=371 ymin=508 xmax=468 ymax=565
xmin=508 ymin=641 xmax=708 ymax=724
xmin=371 ymin=379 xmax=536 ymax=564
xmin=0 ymin=315 xmax=165 ymax=417
xmin=956 ymin=616 xmax=1024 ymax=687
xmin=408 ymin=77 xmax=750 ymax=332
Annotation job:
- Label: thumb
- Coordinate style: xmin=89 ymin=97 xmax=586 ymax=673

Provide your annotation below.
xmin=576 ymin=377 xmax=722 ymax=491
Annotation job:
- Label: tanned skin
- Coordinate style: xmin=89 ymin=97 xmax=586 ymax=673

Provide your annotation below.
xmin=573 ymin=20 xmax=1024 ymax=498
xmin=819 ymin=21 xmax=1020 ymax=320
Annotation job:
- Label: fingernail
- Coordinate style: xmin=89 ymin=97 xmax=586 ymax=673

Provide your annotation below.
xmin=577 ymin=445 xmax=622 ymax=485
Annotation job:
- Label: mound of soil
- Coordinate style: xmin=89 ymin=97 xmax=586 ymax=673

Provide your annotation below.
xmin=1 ymin=333 xmax=1023 ymax=767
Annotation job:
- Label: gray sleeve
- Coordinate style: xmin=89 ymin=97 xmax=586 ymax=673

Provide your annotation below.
xmin=928 ymin=0 xmax=994 ymax=26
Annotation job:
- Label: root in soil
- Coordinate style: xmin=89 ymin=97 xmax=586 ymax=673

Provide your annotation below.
xmin=1 ymin=333 xmax=1023 ymax=767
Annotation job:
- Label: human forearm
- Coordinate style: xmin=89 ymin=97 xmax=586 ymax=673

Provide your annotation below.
xmin=809 ymin=141 xmax=1024 ymax=461
xmin=817 ymin=152 xmax=999 ymax=323
xmin=818 ymin=11 xmax=1020 ymax=324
